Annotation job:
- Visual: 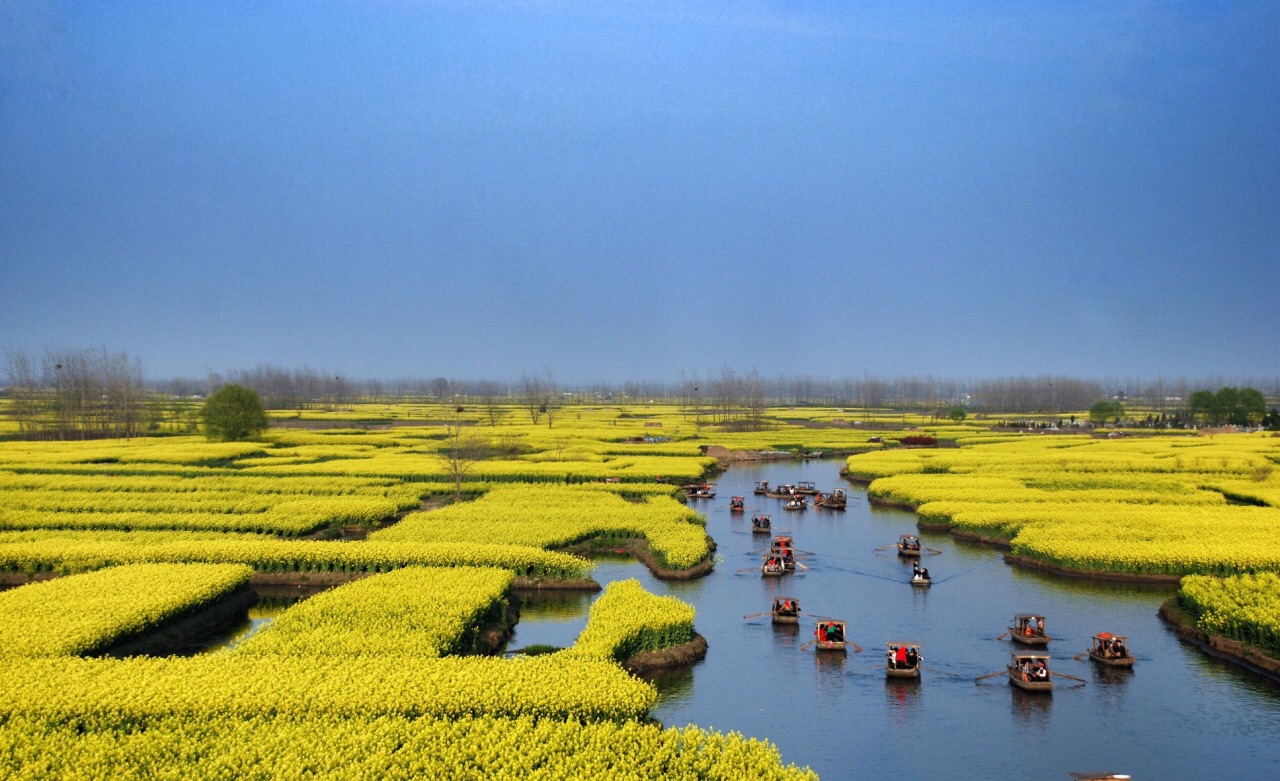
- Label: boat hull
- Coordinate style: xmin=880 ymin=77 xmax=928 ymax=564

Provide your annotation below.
xmin=897 ymin=547 xmax=921 ymax=558
xmin=886 ymin=666 xmax=921 ymax=679
xmin=911 ymin=578 xmax=931 ymax=587
xmin=772 ymin=614 xmax=799 ymax=625
xmin=751 ymin=527 xmax=770 ymax=535
xmin=1008 ymin=671 xmax=1053 ymax=693
xmin=1009 ymin=632 xmax=1051 ymax=646
xmin=1087 ymin=651 xmax=1135 ymax=668
xmin=816 ymin=641 xmax=846 ymax=652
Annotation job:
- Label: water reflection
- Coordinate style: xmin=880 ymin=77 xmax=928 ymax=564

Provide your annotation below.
xmin=643 ymin=664 xmax=697 ymax=708
xmin=1009 ymin=688 xmax=1054 ymax=725
xmin=182 ymin=595 xmax=302 ymax=656
xmin=884 ymin=678 xmax=923 ymax=727
xmin=515 ymin=590 xmax=593 ymax=621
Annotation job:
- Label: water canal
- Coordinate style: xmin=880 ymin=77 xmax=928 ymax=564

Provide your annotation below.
xmin=510 ymin=459 xmax=1280 ymax=779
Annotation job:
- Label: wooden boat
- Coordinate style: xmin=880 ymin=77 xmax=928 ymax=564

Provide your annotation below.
xmin=771 ymin=596 xmax=800 ymax=625
xmin=753 ymin=480 xmax=769 ymax=495
xmin=761 ymin=557 xmax=785 ymax=577
xmin=686 ymin=483 xmax=716 ymax=499
xmin=896 ymin=534 xmax=922 ymax=558
xmin=885 ymin=642 xmax=922 ymax=679
xmin=794 ymin=481 xmax=819 ymax=495
xmin=1009 ymin=614 xmax=1051 ymax=646
xmin=751 ymin=514 xmax=772 ymax=534
xmin=770 ymin=536 xmax=794 ymax=556
xmin=1086 ymin=633 xmax=1134 ymax=668
xmin=1008 ymin=651 xmax=1053 ymax=693
xmin=815 ymin=489 xmax=847 ymax=509
xmin=814 ymin=620 xmax=847 ymax=652
xmin=729 ymin=496 xmax=745 ymax=512
xmin=766 ymin=484 xmax=797 ymax=499
xmin=783 ymin=497 xmax=807 ymax=511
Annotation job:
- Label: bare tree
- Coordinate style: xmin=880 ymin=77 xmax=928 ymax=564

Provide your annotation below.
xmin=520 ymin=372 xmax=544 ymax=425
xmin=541 ymin=369 xmax=560 ymax=428
xmin=442 ymin=408 xmax=489 ymax=500
xmin=479 ymin=380 xmax=501 ymax=426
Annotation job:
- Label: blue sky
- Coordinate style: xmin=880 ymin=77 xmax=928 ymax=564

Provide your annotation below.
xmin=2 ymin=1 xmax=1277 ymax=383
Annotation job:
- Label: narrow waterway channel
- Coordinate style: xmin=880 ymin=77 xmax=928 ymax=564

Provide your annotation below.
xmin=514 ymin=459 xmax=1280 ymax=779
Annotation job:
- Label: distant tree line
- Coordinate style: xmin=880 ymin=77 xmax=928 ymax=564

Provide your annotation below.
xmin=6 ymin=349 xmax=1280 ymax=439
xmin=2 ymin=346 xmax=145 ymax=439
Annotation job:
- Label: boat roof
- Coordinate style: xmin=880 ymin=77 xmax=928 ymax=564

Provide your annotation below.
xmin=816 ymin=619 xmax=845 ymax=626
xmin=773 ymin=596 xmax=798 ymax=602
xmin=1013 ymin=613 xmax=1044 ymax=619
xmin=899 ymin=533 xmax=918 ymax=540
xmin=1092 ymin=632 xmax=1127 ymax=640
xmin=1066 ymin=774 xmax=1131 ymax=781
xmin=885 ymin=641 xmax=920 ymax=649
xmin=1010 ymin=650 xmax=1051 ymax=660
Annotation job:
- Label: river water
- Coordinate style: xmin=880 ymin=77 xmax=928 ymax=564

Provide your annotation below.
xmin=508 ymin=459 xmax=1280 ymax=780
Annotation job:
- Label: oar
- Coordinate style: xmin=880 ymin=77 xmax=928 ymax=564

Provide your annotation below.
xmin=974 ymin=670 xmax=1008 ymax=682
xmin=737 ymin=567 xmax=762 ymax=573
xmin=873 ymin=544 xmax=897 ymax=551
xmin=796 ymin=562 xmax=810 ymax=571
xmin=1072 ymin=651 xmax=1090 ymax=660
xmin=1050 ymin=671 xmax=1088 ymax=684
xmin=849 ymin=641 xmax=863 ymax=653
xmin=799 ymin=640 xmax=817 ymax=651
xmin=995 ymin=632 xmax=1010 ymax=641
xmin=742 ymin=612 xmax=770 ymax=619
xmin=923 ymin=547 xmax=943 ymax=555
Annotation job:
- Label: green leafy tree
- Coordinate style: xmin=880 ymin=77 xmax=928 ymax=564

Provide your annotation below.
xmin=1188 ymin=390 xmax=1217 ymax=425
xmin=947 ymin=406 xmax=967 ymax=422
xmin=201 ymin=384 xmax=268 ymax=441
xmin=1236 ymin=388 xmax=1267 ymax=426
xmin=1089 ymin=399 xmax=1124 ymax=426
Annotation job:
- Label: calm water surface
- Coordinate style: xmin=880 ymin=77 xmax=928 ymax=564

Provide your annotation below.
xmin=511 ymin=460 xmax=1280 ymax=780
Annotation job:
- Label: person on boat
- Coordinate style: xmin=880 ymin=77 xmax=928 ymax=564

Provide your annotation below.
xmin=1034 ymin=661 xmax=1049 ymax=680
xmin=1023 ymin=621 xmax=1034 ymax=637
xmin=906 ymin=646 xmax=918 ymax=668
xmin=912 ymin=562 xmax=921 ymax=577
xmin=1113 ymin=638 xmax=1127 ymax=658
xmin=894 ymin=644 xmax=908 ymax=669
xmin=1036 ymin=617 xmax=1045 ymax=634
xmin=817 ymin=624 xmax=829 ymax=643
xmin=828 ymin=624 xmax=843 ymax=642
xmin=919 ymin=567 xmax=930 ymax=580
